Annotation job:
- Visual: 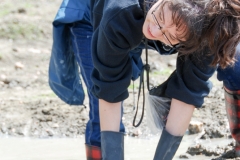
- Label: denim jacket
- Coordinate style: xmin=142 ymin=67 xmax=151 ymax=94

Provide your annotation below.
xmin=48 ymin=0 xmax=91 ymax=105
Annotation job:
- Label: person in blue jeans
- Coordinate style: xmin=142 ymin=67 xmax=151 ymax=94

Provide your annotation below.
xmin=69 ymin=22 xmax=128 ymax=158
xmin=49 ymin=0 xmax=240 ymax=159
xmin=217 ymin=44 xmax=240 ymax=158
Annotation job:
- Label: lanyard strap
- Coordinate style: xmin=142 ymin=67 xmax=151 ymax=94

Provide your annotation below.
xmin=132 ymin=39 xmax=150 ymax=127
xmin=132 ymin=0 xmax=150 ymax=127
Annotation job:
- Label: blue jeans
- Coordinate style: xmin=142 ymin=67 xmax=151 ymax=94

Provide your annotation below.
xmin=70 ymin=22 xmax=125 ymax=147
xmin=217 ymin=44 xmax=240 ymax=91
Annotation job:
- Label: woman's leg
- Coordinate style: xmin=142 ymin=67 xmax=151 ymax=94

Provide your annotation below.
xmin=153 ymin=98 xmax=195 ymax=160
xmin=70 ymin=22 xmax=125 ymax=159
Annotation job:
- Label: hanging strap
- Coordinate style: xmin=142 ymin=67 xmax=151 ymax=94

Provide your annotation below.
xmin=143 ymin=0 xmax=150 ymax=92
xmin=132 ymin=39 xmax=150 ymax=127
xmin=145 ymin=39 xmax=150 ymax=91
xmin=132 ymin=0 xmax=151 ymax=127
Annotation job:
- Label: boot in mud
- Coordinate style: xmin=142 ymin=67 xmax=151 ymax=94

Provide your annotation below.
xmin=101 ymin=131 xmax=124 ymax=160
xmin=221 ymin=149 xmax=238 ymax=159
xmin=153 ymin=128 xmax=183 ymax=160
xmin=85 ymin=144 xmax=102 ymax=160
xmin=224 ymin=87 xmax=240 ymax=158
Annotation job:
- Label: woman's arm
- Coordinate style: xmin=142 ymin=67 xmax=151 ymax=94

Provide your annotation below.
xmin=99 ymin=99 xmax=122 ymax=131
xmin=166 ymin=98 xmax=195 ymax=136
xmin=90 ymin=1 xmax=144 ymax=103
xmin=165 ymin=49 xmax=216 ymax=107
xmin=164 ymin=49 xmax=216 ymax=136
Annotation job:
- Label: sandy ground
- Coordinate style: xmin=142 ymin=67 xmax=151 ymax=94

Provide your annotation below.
xmin=0 ymin=0 xmax=240 ymax=159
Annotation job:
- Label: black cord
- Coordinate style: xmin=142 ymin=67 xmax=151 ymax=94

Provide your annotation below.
xmin=132 ymin=0 xmax=151 ymax=127
xmin=132 ymin=39 xmax=150 ymax=127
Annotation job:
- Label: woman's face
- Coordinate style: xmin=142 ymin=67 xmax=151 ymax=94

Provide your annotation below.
xmin=143 ymin=0 xmax=186 ymax=46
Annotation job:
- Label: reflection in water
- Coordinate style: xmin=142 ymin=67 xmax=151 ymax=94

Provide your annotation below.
xmin=0 ymin=134 xmax=232 ymax=160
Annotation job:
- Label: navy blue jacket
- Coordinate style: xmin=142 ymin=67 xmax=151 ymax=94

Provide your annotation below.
xmin=49 ymin=0 xmax=216 ymax=107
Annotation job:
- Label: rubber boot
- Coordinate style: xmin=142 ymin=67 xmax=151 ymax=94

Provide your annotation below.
xmin=224 ymin=87 xmax=240 ymax=157
xmin=153 ymin=128 xmax=183 ymax=160
xmin=101 ymin=131 xmax=124 ymax=160
xmin=85 ymin=144 xmax=102 ymax=160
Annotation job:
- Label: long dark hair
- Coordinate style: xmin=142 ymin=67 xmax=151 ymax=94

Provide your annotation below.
xmin=203 ymin=0 xmax=240 ymax=68
xmin=171 ymin=0 xmax=240 ymax=68
xmin=166 ymin=0 xmax=207 ymax=56
xmin=148 ymin=0 xmax=240 ymax=68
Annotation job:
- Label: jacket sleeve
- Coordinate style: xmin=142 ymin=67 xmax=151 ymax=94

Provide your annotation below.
xmin=90 ymin=2 xmax=145 ymax=102
xmin=165 ymin=48 xmax=217 ymax=107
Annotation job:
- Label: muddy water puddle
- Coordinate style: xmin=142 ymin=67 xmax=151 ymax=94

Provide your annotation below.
xmin=0 ymin=135 xmax=232 ymax=160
